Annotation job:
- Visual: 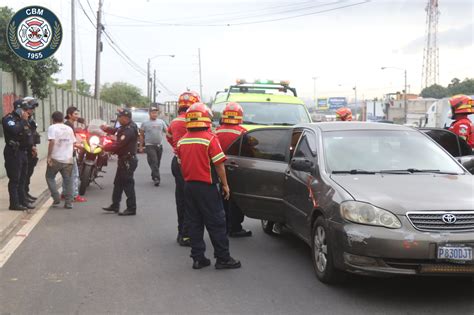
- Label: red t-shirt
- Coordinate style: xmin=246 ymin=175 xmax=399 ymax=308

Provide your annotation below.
xmin=177 ymin=130 xmax=227 ymax=184
xmin=166 ymin=113 xmax=187 ymax=153
xmin=215 ymin=124 xmax=247 ymax=151
xmin=449 ymin=117 xmax=474 ymax=148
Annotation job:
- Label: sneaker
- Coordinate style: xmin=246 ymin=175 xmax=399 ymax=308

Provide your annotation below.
xmin=272 ymin=223 xmax=282 ymax=235
xmin=52 ymin=199 xmax=61 ymax=206
xmin=60 ymin=194 xmax=65 ymax=200
xmin=215 ymin=257 xmax=241 ymax=270
xmin=64 ymin=203 xmax=73 ymax=209
xmin=192 ymin=257 xmax=211 ymax=270
xmin=74 ymin=196 xmax=87 ymax=202
xmin=154 ymin=179 xmax=160 ymax=187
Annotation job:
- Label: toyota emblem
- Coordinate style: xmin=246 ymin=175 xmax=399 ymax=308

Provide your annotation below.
xmin=442 ymin=213 xmax=457 ymax=224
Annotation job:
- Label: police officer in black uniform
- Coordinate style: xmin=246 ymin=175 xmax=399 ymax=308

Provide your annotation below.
xmin=2 ymin=99 xmax=35 ymax=211
xmin=101 ymin=109 xmax=139 ymax=216
xmin=23 ymin=97 xmax=40 ymax=203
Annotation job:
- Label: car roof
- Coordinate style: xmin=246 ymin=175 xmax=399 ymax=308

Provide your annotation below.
xmin=297 ymin=122 xmax=415 ymax=132
xmin=215 ymin=93 xmax=304 ymax=105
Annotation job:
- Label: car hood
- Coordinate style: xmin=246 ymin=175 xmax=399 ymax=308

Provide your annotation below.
xmin=330 ymin=174 xmax=474 ymax=214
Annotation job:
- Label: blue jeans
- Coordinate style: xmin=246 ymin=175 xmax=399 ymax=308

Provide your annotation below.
xmin=62 ymin=156 xmax=79 ymax=197
xmin=46 ymin=159 xmax=73 ymax=205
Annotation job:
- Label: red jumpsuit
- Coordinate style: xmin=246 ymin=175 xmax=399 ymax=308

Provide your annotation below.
xmin=449 ymin=117 xmax=474 ymax=148
xmin=215 ymin=124 xmax=247 ymax=151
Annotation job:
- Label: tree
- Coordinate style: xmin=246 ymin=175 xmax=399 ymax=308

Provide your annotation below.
xmin=100 ymin=82 xmax=148 ymax=107
xmin=0 ymin=6 xmax=61 ymax=99
xmin=55 ymin=79 xmax=92 ymax=96
xmin=420 ymin=84 xmax=448 ymax=99
xmin=448 ymin=78 xmax=474 ymax=96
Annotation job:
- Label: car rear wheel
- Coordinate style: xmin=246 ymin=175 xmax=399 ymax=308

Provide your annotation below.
xmin=311 ymin=217 xmax=345 ymax=284
xmin=261 ymin=220 xmax=275 ymax=235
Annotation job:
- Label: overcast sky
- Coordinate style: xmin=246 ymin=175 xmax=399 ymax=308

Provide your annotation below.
xmin=3 ymin=0 xmax=473 ymax=102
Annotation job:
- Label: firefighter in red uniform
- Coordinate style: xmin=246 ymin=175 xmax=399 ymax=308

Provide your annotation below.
xmin=166 ymin=91 xmax=200 ymax=247
xmin=177 ymin=103 xmax=241 ymax=270
xmin=216 ymin=102 xmax=252 ymax=237
xmin=448 ymin=95 xmax=474 ymax=148
xmin=335 ymin=107 xmax=352 ymax=121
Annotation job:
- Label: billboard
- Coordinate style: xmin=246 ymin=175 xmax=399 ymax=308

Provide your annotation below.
xmin=317 ymin=98 xmax=328 ymax=109
xmin=328 ymin=97 xmax=347 ymax=110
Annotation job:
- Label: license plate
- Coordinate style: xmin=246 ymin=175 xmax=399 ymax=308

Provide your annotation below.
xmin=437 ymin=246 xmax=473 ymax=261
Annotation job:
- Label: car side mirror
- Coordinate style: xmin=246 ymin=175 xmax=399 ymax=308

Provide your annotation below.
xmin=457 ymin=156 xmax=474 ymax=174
xmin=291 ymin=157 xmax=314 ymax=172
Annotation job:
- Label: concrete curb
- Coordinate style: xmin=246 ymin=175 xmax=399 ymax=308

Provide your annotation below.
xmin=0 ymin=159 xmax=62 ymax=247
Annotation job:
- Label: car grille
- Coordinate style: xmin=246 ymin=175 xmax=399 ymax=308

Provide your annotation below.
xmin=406 ymin=211 xmax=474 ymax=232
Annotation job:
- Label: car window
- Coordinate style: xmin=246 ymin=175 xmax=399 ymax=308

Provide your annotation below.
xmin=226 ymin=136 xmax=241 ymax=156
xmin=458 ymin=137 xmax=473 ymax=156
xmin=421 ymin=129 xmax=461 ymax=157
xmin=240 ymin=129 xmax=290 ymax=162
xmin=294 ymin=132 xmax=317 ymax=159
xmin=323 ymin=130 xmax=465 ymax=174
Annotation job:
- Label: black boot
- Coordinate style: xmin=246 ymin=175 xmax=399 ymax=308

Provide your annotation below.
xmin=27 ymin=193 xmax=38 ymax=200
xmin=192 ymin=257 xmax=211 ymax=269
xmin=118 ymin=208 xmax=136 ymax=216
xmin=229 ymin=229 xmax=252 ymax=238
xmin=102 ymin=205 xmax=119 ymax=213
xmin=9 ymin=205 xmax=28 ymax=211
xmin=22 ymin=203 xmax=35 ymax=210
xmin=215 ymin=257 xmax=241 ymax=270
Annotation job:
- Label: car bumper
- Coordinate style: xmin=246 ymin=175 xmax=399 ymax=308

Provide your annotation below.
xmin=329 ymin=219 xmax=474 ymax=277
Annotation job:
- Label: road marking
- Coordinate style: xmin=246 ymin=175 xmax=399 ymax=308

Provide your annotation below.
xmin=0 ymin=199 xmax=52 ymax=268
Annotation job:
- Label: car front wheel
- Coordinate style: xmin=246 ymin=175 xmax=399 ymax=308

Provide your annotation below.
xmin=311 ymin=217 xmax=345 ymax=284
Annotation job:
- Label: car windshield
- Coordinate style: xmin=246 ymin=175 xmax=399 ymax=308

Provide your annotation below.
xmin=213 ymin=102 xmax=310 ymax=125
xmin=323 ymin=130 xmax=465 ymax=174
xmin=131 ymin=111 xmax=149 ymax=123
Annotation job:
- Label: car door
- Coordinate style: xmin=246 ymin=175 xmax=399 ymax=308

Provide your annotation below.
xmin=420 ymin=128 xmax=463 ymax=157
xmin=283 ymin=129 xmax=320 ymax=239
xmin=225 ymin=128 xmax=292 ymax=223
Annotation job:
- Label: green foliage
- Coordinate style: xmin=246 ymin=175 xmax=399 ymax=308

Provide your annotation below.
xmin=100 ymin=82 xmax=148 ymax=107
xmin=421 ymin=78 xmax=474 ymax=99
xmin=0 ymin=6 xmax=61 ymax=99
xmin=420 ymin=84 xmax=448 ymax=99
xmin=55 ymin=79 xmax=92 ymax=96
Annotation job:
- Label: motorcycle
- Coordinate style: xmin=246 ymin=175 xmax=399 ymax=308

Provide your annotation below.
xmin=76 ymin=119 xmax=113 ymax=195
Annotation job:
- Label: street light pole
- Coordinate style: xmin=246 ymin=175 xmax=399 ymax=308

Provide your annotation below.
xmin=353 ymin=86 xmax=357 ymax=120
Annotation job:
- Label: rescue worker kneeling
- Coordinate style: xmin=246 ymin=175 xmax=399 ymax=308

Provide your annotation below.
xmin=176 ymin=103 xmax=241 ymax=270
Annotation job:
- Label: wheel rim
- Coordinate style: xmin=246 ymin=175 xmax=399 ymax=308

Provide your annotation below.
xmin=262 ymin=220 xmax=269 ymax=229
xmin=314 ymin=226 xmax=328 ymax=273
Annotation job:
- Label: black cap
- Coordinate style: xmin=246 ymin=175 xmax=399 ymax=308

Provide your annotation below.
xmin=117 ymin=108 xmax=132 ymax=118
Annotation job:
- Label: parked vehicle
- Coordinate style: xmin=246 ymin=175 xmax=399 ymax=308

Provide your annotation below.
xmin=77 ymin=119 xmax=112 ymax=195
xmin=422 ymin=97 xmax=474 ymax=128
xmin=224 ymin=122 xmax=474 ymax=283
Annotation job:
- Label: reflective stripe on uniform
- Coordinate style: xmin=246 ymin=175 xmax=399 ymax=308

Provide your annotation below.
xmin=215 ymin=129 xmax=242 ymax=135
xmin=211 ymin=152 xmax=225 ymax=163
xmin=174 ymin=117 xmax=186 ymax=122
xmin=177 ymin=137 xmax=211 ymax=147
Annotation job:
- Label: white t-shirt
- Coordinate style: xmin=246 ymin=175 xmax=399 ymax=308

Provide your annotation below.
xmin=48 ymin=123 xmax=76 ymax=164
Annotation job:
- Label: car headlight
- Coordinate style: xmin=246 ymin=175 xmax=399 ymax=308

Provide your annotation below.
xmin=340 ymin=201 xmax=401 ymax=229
xmin=89 ymin=135 xmax=100 ymax=146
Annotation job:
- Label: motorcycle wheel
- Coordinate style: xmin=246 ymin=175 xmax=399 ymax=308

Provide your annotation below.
xmin=79 ymin=164 xmax=93 ymax=196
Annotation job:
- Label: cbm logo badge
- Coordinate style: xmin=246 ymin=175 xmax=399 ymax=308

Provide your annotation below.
xmin=7 ymin=6 xmax=62 ymax=61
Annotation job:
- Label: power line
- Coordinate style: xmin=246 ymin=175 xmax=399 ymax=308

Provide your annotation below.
xmin=77 ymin=0 xmax=96 ymax=29
xmin=86 ymin=0 xmax=95 ymax=17
xmin=103 ymin=0 xmax=369 ymax=27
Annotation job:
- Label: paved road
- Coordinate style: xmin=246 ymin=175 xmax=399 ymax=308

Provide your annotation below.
xmin=1 ymin=145 xmax=473 ymax=314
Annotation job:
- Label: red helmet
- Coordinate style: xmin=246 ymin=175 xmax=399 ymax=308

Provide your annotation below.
xmin=178 ymin=91 xmax=201 ymax=111
xmin=336 ymin=107 xmax=352 ymax=121
xmin=185 ymin=102 xmax=213 ymax=129
xmin=222 ymin=102 xmax=243 ymax=125
xmin=449 ymin=94 xmax=473 ymax=115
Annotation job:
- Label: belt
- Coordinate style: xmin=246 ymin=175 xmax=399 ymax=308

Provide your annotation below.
xmin=118 ymin=153 xmax=136 ymax=160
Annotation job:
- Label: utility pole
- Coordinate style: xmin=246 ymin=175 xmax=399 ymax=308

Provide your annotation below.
xmin=147 ymin=58 xmax=151 ymax=103
xmin=94 ymin=0 xmax=103 ymax=99
xmin=198 ymin=48 xmax=203 ymax=98
xmin=71 ymin=0 xmax=77 ymax=93
xmin=353 ymin=86 xmax=357 ymax=120
xmin=404 ymin=69 xmax=408 ymax=124
xmin=153 ymin=69 xmax=156 ymax=105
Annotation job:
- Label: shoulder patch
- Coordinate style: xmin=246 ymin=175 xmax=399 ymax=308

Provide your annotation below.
xmin=120 ymin=135 xmax=126 ymax=140
xmin=8 ymin=120 xmax=16 ymax=126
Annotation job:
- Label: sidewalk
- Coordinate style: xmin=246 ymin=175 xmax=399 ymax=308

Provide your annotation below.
xmin=0 ymin=158 xmax=59 ymax=245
